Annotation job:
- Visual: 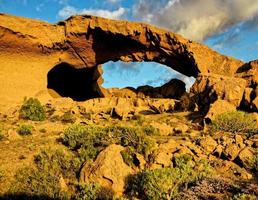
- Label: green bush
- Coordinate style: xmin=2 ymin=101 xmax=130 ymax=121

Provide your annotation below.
xmin=7 ymin=148 xmax=80 ymax=199
xmin=143 ymin=126 xmax=160 ymax=136
xmin=8 ymin=167 xmax=69 ymax=199
xmin=62 ymin=124 xmax=113 ymax=162
xmin=211 ymin=111 xmax=258 ymax=134
xmin=108 ymin=126 xmax=156 ymax=157
xmin=121 ymin=149 xmax=135 ymax=167
xmin=19 ymin=97 xmax=46 ymax=121
xmin=126 ymin=155 xmax=212 ymax=199
xmin=232 ymin=194 xmax=257 ymax=200
xmin=133 ymin=114 xmax=145 ymax=125
xmin=61 ymin=111 xmax=76 ymax=124
xmin=34 ymin=148 xmax=80 ymax=180
xmin=18 ymin=124 xmax=33 ymax=136
xmin=74 ymin=183 xmax=114 ymax=200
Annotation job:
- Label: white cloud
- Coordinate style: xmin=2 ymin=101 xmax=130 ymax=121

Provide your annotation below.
xmin=58 ymin=6 xmax=126 ymax=20
xmin=106 ymin=0 xmax=119 ymax=4
xmin=133 ymin=0 xmax=258 ymax=41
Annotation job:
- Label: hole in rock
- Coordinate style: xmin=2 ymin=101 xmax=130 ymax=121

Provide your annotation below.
xmin=102 ymin=61 xmax=195 ymax=91
xmin=47 ymin=61 xmax=196 ymax=101
xmin=47 ymin=63 xmax=102 ymax=101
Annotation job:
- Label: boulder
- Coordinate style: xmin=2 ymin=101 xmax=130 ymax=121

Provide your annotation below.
xmin=154 ymin=139 xmax=180 ymax=167
xmin=80 ymin=144 xmax=134 ymax=196
xmin=199 ymin=136 xmax=217 ymax=154
xmin=236 ymin=60 xmax=258 ymax=88
xmin=223 ymin=144 xmax=240 ymax=161
xmin=205 ymin=100 xmax=236 ymax=122
xmin=237 ymin=147 xmax=255 ymax=169
xmin=191 ymin=74 xmax=246 ymax=112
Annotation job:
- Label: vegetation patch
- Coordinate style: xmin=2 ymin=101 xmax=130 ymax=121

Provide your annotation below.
xmin=61 ymin=111 xmax=76 ymax=124
xmin=61 ymin=124 xmax=157 ymax=163
xmin=17 ymin=124 xmax=33 ymax=136
xmin=19 ymin=97 xmax=46 ymax=121
xmin=211 ymin=111 xmax=258 ymax=134
xmin=74 ymin=183 xmax=114 ymax=200
xmin=125 ymin=155 xmax=212 ymax=199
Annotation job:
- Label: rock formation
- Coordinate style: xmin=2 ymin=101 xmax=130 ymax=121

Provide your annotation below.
xmin=0 ymin=13 xmax=244 ymax=104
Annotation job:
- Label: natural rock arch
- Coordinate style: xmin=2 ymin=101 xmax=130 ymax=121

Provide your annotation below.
xmin=0 ymin=13 xmax=246 ymax=103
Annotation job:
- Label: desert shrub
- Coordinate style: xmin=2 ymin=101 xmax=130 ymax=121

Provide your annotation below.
xmin=62 ymin=124 xmax=157 ymax=162
xmin=19 ymin=97 xmax=46 ymax=121
xmin=211 ymin=111 xmax=258 ymax=134
xmin=107 ymin=125 xmax=156 ymax=157
xmin=7 ymin=167 xmax=70 ymax=200
xmin=143 ymin=126 xmax=160 ymax=136
xmin=7 ymin=148 xmax=80 ymax=199
xmin=61 ymin=111 xmax=76 ymax=124
xmin=133 ymin=114 xmax=145 ymax=125
xmin=121 ymin=148 xmax=136 ymax=167
xmin=126 ymin=155 xmax=212 ymax=199
xmin=34 ymin=148 xmax=80 ymax=180
xmin=232 ymin=194 xmax=257 ymax=200
xmin=74 ymin=183 xmax=114 ymax=200
xmin=62 ymin=124 xmax=114 ymax=162
xmin=18 ymin=124 xmax=33 ymax=136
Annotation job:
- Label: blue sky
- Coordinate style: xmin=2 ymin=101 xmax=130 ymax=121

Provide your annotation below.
xmin=0 ymin=0 xmax=257 ymax=89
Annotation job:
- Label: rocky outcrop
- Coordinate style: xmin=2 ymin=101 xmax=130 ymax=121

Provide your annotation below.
xmin=102 ymin=79 xmax=186 ymax=99
xmin=0 ymin=13 xmax=244 ymax=103
xmin=80 ymin=144 xmax=134 ymax=196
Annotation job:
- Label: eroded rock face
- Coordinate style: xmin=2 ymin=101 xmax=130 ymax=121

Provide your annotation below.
xmin=190 ymin=74 xmax=246 ymax=114
xmin=0 ymin=13 xmax=244 ymax=103
xmin=80 ymin=144 xmax=134 ymax=196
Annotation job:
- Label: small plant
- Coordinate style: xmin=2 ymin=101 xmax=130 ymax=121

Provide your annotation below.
xmin=121 ymin=148 xmax=136 ymax=167
xmin=143 ymin=126 xmax=160 ymax=136
xmin=133 ymin=114 xmax=145 ymax=125
xmin=232 ymin=193 xmax=257 ymax=200
xmin=211 ymin=111 xmax=258 ymax=134
xmin=19 ymin=97 xmax=46 ymax=121
xmin=61 ymin=111 xmax=76 ymax=124
xmin=18 ymin=124 xmax=33 ymax=135
xmin=74 ymin=183 xmax=115 ymax=200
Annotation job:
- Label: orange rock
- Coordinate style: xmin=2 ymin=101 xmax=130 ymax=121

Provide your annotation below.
xmin=0 ymin=13 xmax=243 ymax=103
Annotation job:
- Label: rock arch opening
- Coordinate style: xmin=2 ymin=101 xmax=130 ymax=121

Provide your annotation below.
xmin=47 ymin=63 xmax=103 ymax=101
xmin=47 ymin=61 xmax=196 ymax=101
xmin=102 ymin=61 xmax=195 ymax=97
